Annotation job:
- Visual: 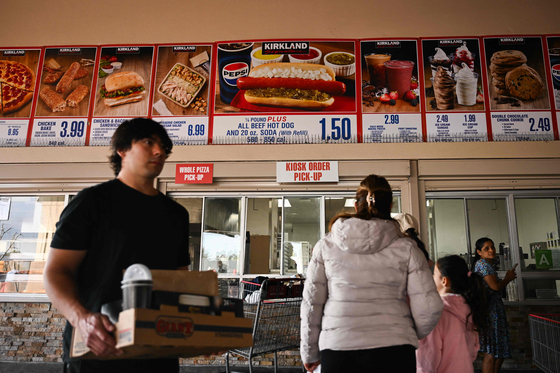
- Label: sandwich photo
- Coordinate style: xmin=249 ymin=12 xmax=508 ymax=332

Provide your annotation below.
xmin=100 ymin=71 xmax=146 ymax=107
xmin=236 ymin=63 xmax=345 ymax=109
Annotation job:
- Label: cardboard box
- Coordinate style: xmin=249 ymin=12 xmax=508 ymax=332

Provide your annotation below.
xmin=70 ymin=270 xmax=253 ymax=360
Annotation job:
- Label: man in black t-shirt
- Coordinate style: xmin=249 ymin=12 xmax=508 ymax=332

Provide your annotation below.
xmin=44 ymin=118 xmax=190 ymax=373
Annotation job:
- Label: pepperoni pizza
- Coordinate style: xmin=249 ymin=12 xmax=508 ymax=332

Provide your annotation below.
xmin=0 ymin=60 xmax=36 ymax=114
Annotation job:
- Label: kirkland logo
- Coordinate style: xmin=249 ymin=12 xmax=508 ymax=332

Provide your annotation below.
xmin=3 ymin=50 xmax=25 ymax=56
xmin=155 ymin=316 xmax=194 ymax=339
xmin=499 ymin=38 xmax=525 ymax=45
xmin=376 ymin=41 xmax=401 ymax=48
xmin=439 ymin=40 xmax=463 ymax=46
xmin=59 ymin=48 xmax=81 ymax=54
xmin=262 ymin=41 xmax=309 ymax=55
xmin=116 ymin=47 xmax=141 ymax=54
xmin=173 ymin=46 xmax=196 ymax=52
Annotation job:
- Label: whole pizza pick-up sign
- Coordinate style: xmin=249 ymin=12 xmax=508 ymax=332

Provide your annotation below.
xmin=277 ymin=161 xmax=339 ymax=183
xmin=175 ymin=163 xmax=213 ymax=184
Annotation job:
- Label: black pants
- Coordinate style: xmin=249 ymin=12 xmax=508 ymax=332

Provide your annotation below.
xmin=320 ymin=344 xmax=416 ymax=373
xmin=64 ymin=358 xmax=179 ymax=373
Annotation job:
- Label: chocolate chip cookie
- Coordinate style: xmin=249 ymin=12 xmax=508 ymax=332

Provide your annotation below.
xmin=505 ymin=65 xmax=544 ymax=100
xmin=491 ymin=50 xmax=528 ymax=66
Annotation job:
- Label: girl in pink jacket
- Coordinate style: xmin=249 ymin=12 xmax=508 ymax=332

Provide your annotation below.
xmin=417 ymin=255 xmax=489 ymax=373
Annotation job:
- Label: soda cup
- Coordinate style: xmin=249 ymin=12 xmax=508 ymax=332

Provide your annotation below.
xmin=121 ymin=264 xmax=153 ymax=310
xmin=218 ymin=42 xmax=254 ymax=104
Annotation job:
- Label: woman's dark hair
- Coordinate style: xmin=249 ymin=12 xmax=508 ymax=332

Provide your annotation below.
xmin=405 ymin=228 xmax=430 ymax=263
xmin=329 ymin=174 xmax=393 ymax=231
xmin=471 ymin=237 xmax=493 ymax=271
xmin=109 ymin=118 xmax=173 ymax=176
xmin=437 ymin=255 xmax=489 ymax=336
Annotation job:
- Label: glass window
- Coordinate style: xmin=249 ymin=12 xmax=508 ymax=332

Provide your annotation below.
xmin=324 ymin=197 xmax=354 ymax=234
xmin=427 ymin=199 xmax=468 ymax=260
xmin=173 ymin=198 xmax=203 ymax=272
xmin=244 ymin=198 xmax=281 ymax=274
xmin=522 ymin=278 xmax=560 ymax=300
xmin=201 ymin=198 xmax=242 ymax=275
xmin=467 ymin=199 xmax=510 ymax=271
xmin=0 ymin=196 xmax=65 ymax=294
xmin=515 ymin=198 xmax=559 ymax=272
xmin=283 ymin=197 xmax=320 ymax=275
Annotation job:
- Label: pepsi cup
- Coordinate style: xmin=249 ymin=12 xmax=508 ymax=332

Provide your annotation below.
xmin=218 ymin=43 xmax=254 ymax=104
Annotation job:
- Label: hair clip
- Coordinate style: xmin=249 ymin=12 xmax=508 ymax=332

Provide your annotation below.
xmin=467 ymin=271 xmax=472 ymax=277
xmin=366 ymin=192 xmax=375 ymax=207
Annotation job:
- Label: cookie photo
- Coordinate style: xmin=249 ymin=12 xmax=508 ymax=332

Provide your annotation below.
xmin=491 ymin=50 xmax=528 ymax=66
xmin=505 ymin=65 xmax=543 ymax=100
xmin=490 ymin=62 xmax=524 ymax=74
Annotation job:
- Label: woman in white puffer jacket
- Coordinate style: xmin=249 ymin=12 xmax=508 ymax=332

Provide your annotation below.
xmin=300 ymin=174 xmax=443 ymax=373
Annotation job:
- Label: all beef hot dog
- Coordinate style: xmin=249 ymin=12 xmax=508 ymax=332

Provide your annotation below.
xmin=237 ymin=63 xmax=345 ymax=109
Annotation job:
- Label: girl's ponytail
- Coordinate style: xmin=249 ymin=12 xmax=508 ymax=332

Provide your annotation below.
xmin=437 ymin=255 xmax=489 ymax=336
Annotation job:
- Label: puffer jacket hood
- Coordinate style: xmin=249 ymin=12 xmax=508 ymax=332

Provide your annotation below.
xmin=300 ymin=217 xmax=443 ymax=364
xmin=331 ymin=217 xmax=401 ymax=254
xmin=441 ymin=293 xmax=472 ymax=327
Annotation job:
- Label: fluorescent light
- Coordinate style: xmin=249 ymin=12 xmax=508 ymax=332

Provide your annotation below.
xmin=344 ymin=199 xmax=355 ymax=207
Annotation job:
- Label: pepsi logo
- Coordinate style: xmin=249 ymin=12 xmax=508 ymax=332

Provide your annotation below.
xmin=552 ymin=64 xmax=560 ymax=83
xmin=222 ymin=62 xmax=249 ymax=87
xmin=155 ymin=316 xmax=194 ymax=338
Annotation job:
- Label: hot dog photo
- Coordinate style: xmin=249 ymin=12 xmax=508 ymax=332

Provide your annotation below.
xmin=34 ymin=47 xmax=97 ymax=117
xmin=92 ymin=46 xmax=154 ymax=117
xmin=213 ymin=41 xmax=357 ymax=114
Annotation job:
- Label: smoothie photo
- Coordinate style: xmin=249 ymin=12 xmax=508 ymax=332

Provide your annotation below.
xmin=385 ymin=60 xmax=415 ymax=98
xmin=361 ymin=39 xmax=420 ymax=113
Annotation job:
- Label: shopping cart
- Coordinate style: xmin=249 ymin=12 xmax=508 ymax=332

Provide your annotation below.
xmin=225 ymin=278 xmax=305 ymax=373
xmin=529 ymin=314 xmax=560 ymax=373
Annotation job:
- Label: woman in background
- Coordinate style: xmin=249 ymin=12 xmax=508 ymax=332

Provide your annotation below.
xmin=417 ymin=255 xmax=488 ymax=373
xmin=472 ymin=237 xmax=517 ymax=373
xmin=394 ymin=212 xmax=432 ymax=266
xmin=300 ymin=174 xmax=443 ymax=373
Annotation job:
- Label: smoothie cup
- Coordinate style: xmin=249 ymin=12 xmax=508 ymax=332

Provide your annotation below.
xmin=364 ymin=53 xmax=391 ymax=88
xmin=384 ymin=60 xmax=415 ymax=98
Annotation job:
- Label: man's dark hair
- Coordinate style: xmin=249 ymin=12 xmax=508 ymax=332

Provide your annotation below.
xmin=109 ymin=118 xmax=173 ymax=176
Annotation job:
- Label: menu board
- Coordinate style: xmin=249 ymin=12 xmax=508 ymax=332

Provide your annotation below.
xmin=90 ymin=45 xmax=155 ymax=145
xmin=0 ymin=47 xmax=42 ymax=147
xmin=29 ymin=46 xmax=97 ymax=146
xmin=0 ymin=36 xmax=558 ymax=149
xmin=546 ymin=36 xmax=560 ymax=137
xmin=360 ymin=39 xmax=422 ymax=142
xmin=483 ymin=36 xmax=554 ymax=141
xmin=151 ymin=44 xmax=212 ymax=145
xmin=421 ymin=38 xmax=488 ymax=142
xmin=211 ymin=40 xmax=359 ymax=144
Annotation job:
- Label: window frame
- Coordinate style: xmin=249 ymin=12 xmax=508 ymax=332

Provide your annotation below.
xmin=425 ymin=189 xmax=560 ymax=305
xmin=0 ymin=192 xmax=73 ymax=302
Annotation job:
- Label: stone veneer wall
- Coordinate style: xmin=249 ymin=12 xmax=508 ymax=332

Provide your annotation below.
xmin=0 ymin=302 xmax=302 ymax=368
xmin=1 ymin=302 xmax=559 ymax=369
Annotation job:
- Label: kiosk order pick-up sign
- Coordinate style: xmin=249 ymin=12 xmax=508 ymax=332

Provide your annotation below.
xmin=276 ymin=161 xmax=339 ymax=182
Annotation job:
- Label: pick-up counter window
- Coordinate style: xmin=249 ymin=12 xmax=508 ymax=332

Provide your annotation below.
xmin=0 ymin=195 xmax=65 ymax=295
xmin=426 ymin=191 xmax=560 ymax=303
xmin=173 ymin=193 xmax=402 ymax=279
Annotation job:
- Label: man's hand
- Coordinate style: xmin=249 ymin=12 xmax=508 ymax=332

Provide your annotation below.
xmin=77 ymin=312 xmax=123 ymax=356
xmin=304 ymin=361 xmax=320 ymax=372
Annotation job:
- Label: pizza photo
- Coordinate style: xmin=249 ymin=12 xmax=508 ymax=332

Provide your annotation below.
xmin=0 ymin=60 xmax=35 ymax=115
